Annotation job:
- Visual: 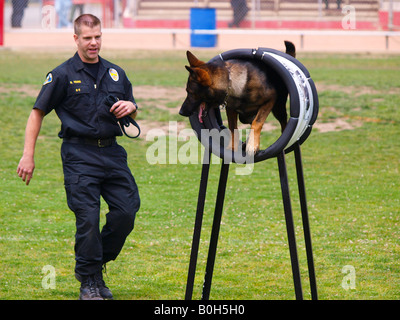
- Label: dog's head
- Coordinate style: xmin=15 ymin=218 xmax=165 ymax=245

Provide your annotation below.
xmin=179 ymin=51 xmax=224 ymax=121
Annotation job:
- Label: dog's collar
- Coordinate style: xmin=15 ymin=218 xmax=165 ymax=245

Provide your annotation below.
xmin=220 ymin=67 xmax=232 ymax=110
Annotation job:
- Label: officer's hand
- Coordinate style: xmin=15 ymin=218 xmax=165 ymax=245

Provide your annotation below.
xmin=17 ymin=156 xmax=35 ymax=186
xmin=109 ymin=100 xmax=137 ymax=119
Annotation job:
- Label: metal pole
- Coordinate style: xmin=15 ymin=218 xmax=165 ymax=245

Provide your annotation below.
xmin=300 ymin=33 xmax=304 ymax=50
xmin=318 ymin=0 xmax=322 ymax=18
xmin=172 ymin=33 xmax=176 ymax=48
xmin=202 ymin=162 xmax=230 ymax=300
xmin=185 ymin=152 xmax=211 ymax=300
xmin=293 ymin=143 xmax=318 ymax=300
xmin=389 ymin=0 xmax=394 ymax=31
xmin=277 ymin=151 xmax=303 ymax=300
xmin=252 ymin=0 xmax=256 ymax=29
xmin=113 ymin=0 xmax=120 ymax=27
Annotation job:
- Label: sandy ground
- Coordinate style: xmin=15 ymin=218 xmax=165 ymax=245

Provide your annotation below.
xmin=3 ymin=28 xmax=400 ymax=53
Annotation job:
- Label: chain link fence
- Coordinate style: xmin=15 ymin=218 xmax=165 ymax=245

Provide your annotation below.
xmin=228 ymin=0 xmax=249 ymax=27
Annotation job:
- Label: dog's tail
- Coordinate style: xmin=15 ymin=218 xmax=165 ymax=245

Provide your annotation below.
xmin=284 ymin=41 xmax=296 ymax=58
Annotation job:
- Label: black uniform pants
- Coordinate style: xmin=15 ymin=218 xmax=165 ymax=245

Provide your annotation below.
xmin=61 ymin=140 xmax=140 ymax=276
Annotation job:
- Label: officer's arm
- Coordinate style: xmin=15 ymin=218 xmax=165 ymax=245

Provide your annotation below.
xmin=124 ymin=75 xmax=138 ymax=120
xmin=129 ymin=102 xmax=138 ymax=120
xmin=17 ymin=108 xmax=45 ymax=185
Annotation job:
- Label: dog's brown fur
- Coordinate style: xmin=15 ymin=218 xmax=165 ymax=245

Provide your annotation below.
xmin=179 ymin=41 xmax=296 ymax=155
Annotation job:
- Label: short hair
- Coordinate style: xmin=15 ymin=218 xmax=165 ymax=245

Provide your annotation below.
xmin=74 ymin=14 xmax=101 ymax=35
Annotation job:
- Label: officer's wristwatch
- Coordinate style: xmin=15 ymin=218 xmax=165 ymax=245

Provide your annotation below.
xmin=131 ymin=103 xmax=138 ymax=115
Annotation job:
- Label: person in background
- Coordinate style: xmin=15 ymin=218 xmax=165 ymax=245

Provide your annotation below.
xmin=55 ymin=0 xmax=72 ymax=28
xmin=11 ymin=0 xmax=29 ymax=28
xmin=324 ymin=0 xmax=343 ymax=10
xmin=228 ymin=0 xmax=249 ymax=28
xmin=70 ymin=0 xmax=84 ymax=24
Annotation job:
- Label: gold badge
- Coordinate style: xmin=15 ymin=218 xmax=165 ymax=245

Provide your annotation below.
xmin=109 ymin=68 xmax=119 ymax=82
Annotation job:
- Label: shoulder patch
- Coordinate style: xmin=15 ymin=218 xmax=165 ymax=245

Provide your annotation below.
xmin=109 ymin=68 xmax=119 ymax=82
xmin=43 ymin=73 xmax=53 ymax=85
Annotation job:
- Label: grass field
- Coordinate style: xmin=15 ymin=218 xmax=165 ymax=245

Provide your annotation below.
xmin=0 ymin=48 xmax=399 ymax=300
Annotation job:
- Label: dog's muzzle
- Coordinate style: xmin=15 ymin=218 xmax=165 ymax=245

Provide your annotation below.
xmin=179 ymin=98 xmax=196 ymax=117
xmin=179 ymin=107 xmax=192 ymax=117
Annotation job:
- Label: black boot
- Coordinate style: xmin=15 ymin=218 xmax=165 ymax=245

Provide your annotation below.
xmin=79 ymin=275 xmax=103 ymax=300
xmin=94 ymin=269 xmax=113 ymax=300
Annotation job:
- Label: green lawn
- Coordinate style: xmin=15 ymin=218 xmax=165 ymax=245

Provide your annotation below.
xmin=0 ymin=49 xmax=399 ymax=300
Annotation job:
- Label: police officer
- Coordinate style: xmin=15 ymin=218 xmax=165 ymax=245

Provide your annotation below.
xmin=17 ymin=14 xmax=140 ymax=300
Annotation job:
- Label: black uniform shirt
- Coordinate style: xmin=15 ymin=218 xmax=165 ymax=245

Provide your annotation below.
xmin=33 ymin=52 xmax=136 ymax=139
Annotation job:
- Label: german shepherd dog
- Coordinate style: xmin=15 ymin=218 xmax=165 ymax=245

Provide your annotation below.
xmin=179 ymin=41 xmax=296 ymax=155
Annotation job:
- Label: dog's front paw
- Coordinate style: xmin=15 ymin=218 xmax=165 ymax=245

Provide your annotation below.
xmin=245 ymin=141 xmax=259 ymax=156
xmin=245 ymin=129 xmax=260 ymax=156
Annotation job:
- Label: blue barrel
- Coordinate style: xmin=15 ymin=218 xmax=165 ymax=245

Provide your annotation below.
xmin=190 ymin=8 xmax=217 ymax=48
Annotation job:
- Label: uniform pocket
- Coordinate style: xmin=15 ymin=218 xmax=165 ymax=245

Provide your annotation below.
xmin=64 ymin=175 xmax=79 ymax=185
xmin=67 ymin=84 xmax=90 ymax=96
xmin=65 ymin=84 xmax=91 ymax=119
xmin=107 ymin=83 xmax=125 ymax=100
xmin=64 ymin=174 xmax=80 ymax=211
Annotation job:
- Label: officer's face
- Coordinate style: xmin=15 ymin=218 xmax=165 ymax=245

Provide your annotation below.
xmin=74 ymin=25 xmax=102 ymax=63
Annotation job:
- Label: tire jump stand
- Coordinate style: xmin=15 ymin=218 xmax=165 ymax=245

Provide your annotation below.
xmin=184 ymin=47 xmax=319 ymax=300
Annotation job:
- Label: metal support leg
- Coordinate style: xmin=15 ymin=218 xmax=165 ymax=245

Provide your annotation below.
xmin=186 ymin=146 xmax=316 ymax=300
xmin=202 ymin=162 xmax=230 ymax=300
xmin=293 ymin=143 xmax=318 ymax=300
xmin=185 ymin=152 xmax=211 ymax=300
xmin=277 ymin=151 xmax=303 ymax=300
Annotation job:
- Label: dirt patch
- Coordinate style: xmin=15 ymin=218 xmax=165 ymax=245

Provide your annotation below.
xmin=0 ymin=84 xmax=40 ymax=97
xmin=137 ymin=120 xmax=191 ymax=137
xmin=313 ymin=118 xmax=363 ymax=133
xmin=316 ymin=83 xmax=400 ymax=96
xmin=134 ymin=85 xmax=187 ymax=108
xmin=134 ymin=84 xmax=365 ymax=135
xmin=3 ymin=83 xmax=366 ymax=135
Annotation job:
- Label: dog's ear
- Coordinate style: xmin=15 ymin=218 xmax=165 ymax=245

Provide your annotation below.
xmin=195 ymin=68 xmax=212 ymax=86
xmin=185 ymin=65 xmax=194 ymax=74
xmin=185 ymin=65 xmax=198 ymax=80
xmin=186 ymin=51 xmax=205 ymax=67
xmin=185 ymin=65 xmax=212 ymax=86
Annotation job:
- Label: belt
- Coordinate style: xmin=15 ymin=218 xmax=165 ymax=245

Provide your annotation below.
xmin=63 ymin=137 xmax=116 ymax=147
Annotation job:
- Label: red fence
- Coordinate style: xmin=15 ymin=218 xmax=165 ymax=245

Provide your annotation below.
xmin=0 ymin=0 xmax=4 ymax=45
